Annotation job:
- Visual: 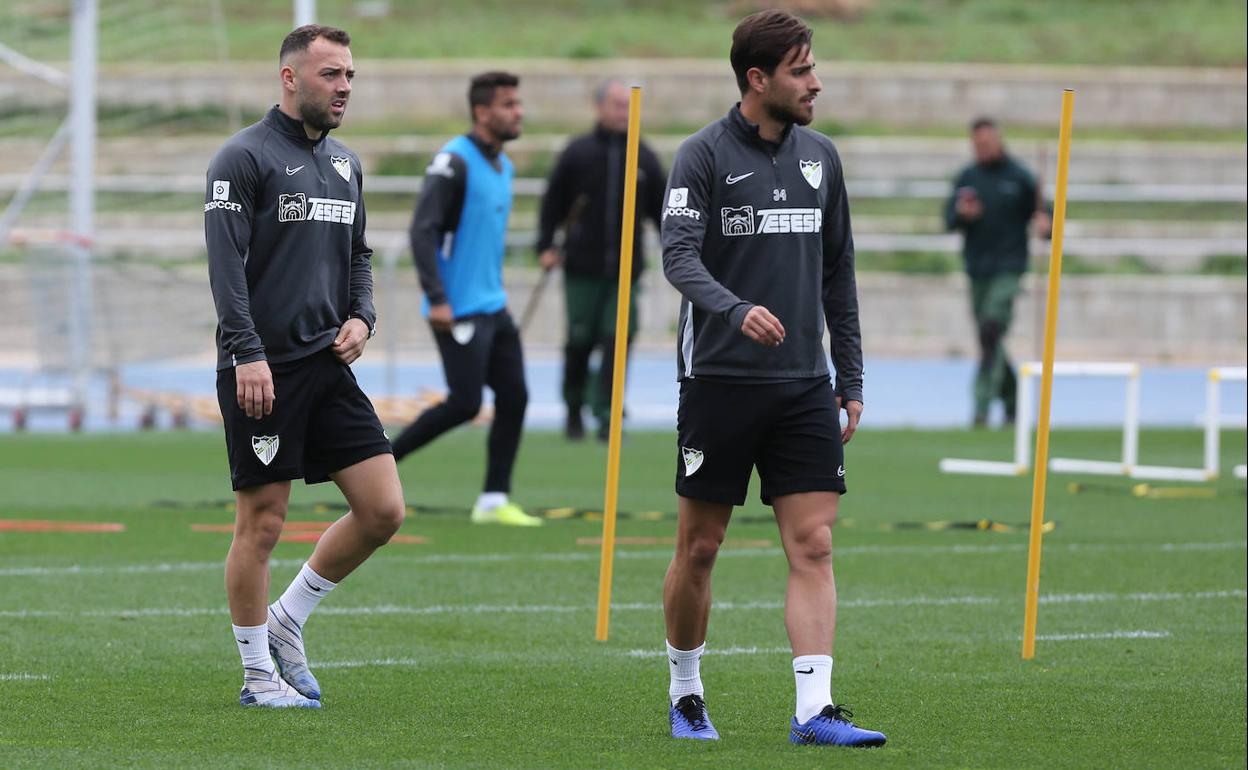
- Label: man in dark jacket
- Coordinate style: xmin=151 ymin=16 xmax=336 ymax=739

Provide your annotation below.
xmin=944 ymin=117 xmax=1051 ymax=426
xmin=205 ymin=24 xmax=404 ymax=709
xmin=658 ymin=10 xmax=885 ymax=748
xmin=536 ymin=79 xmax=666 ymax=440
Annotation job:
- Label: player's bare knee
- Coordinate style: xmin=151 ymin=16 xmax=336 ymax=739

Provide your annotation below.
xmin=363 ymin=499 xmax=405 ymax=544
xmin=681 ymin=531 xmax=724 ymax=573
xmin=790 ymin=524 xmax=833 ymax=568
xmin=236 ymin=507 xmax=286 ymax=554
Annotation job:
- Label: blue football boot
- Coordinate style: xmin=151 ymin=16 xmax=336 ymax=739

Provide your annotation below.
xmin=790 ymin=704 xmax=886 ymax=747
xmin=670 ymin=694 xmax=720 ymax=740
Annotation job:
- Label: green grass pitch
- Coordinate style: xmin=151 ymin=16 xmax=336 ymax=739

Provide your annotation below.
xmin=0 ymin=427 xmax=1244 ymax=768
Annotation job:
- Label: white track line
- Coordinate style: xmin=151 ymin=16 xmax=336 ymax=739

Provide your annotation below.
xmin=624 ymin=645 xmax=792 ymax=659
xmin=0 ymin=557 xmax=305 ymax=578
xmin=1033 ymin=630 xmax=1172 ymax=641
xmin=1041 ymin=589 xmax=1247 ymax=604
xmin=3 ymin=541 xmax=1243 ymax=579
xmin=324 ymin=633 xmax=1173 ymax=666
xmin=316 ymin=657 xmax=424 ymax=670
xmin=3 ymin=588 xmax=1242 ymax=621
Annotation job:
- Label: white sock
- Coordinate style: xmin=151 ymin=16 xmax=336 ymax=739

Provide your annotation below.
xmin=233 ymin=623 xmax=274 ymax=678
xmin=793 ymin=654 xmax=834 ymax=723
xmin=273 ymin=562 xmax=337 ymax=628
xmin=476 ymin=492 xmax=507 ymax=512
xmin=667 ymin=640 xmax=705 ymax=704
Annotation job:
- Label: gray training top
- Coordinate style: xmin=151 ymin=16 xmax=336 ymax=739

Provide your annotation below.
xmin=661 ymin=105 xmax=863 ymax=403
xmin=205 ymin=106 xmax=376 ymax=371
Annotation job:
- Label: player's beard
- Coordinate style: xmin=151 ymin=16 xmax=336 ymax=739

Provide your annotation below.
xmin=487 ymin=112 xmax=521 ymax=143
xmin=493 ymin=121 xmax=521 ymax=143
xmin=299 ymin=97 xmax=342 ymax=134
xmin=764 ymin=93 xmax=814 ymax=128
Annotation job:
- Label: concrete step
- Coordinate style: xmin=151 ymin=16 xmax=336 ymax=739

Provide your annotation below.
xmin=1 ymin=133 xmax=1244 ymax=185
xmin=4 ymin=59 xmax=1244 ymax=129
xmin=3 ymin=262 xmax=1242 ymax=365
xmin=11 ymin=220 xmax=1242 ymax=271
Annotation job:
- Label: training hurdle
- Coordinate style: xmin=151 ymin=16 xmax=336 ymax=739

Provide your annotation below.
xmin=1131 ymin=366 xmax=1247 ymax=482
xmin=940 ymin=363 xmax=1247 ymax=481
xmin=940 ymin=361 xmax=1138 ymax=477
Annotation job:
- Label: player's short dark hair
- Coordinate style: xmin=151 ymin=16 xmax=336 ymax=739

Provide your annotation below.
xmin=971 ymin=116 xmax=998 ymax=132
xmin=468 ymin=71 xmax=520 ymax=113
xmin=730 ymin=10 xmax=814 ymax=94
xmin=279 ymin=24 xmax=351 ymax=63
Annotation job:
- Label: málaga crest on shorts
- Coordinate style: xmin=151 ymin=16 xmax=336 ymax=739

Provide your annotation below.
xmin=451 ymin=321 xmax=476 ymax=345
xmin=252 ymin=435 xmax=280 ymax=466
xmin=682 ymin=446 xmax=704 ymax=477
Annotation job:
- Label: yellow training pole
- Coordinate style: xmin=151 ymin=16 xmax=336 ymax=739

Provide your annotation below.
xmin=1022 ymin=89 xmax=1075 ymax=660
xmin=595 ymin=86 xmax=642 ymax=641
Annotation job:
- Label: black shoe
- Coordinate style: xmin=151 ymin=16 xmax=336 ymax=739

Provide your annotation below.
xmin=565 ymin=410 xmax=585 ymax=441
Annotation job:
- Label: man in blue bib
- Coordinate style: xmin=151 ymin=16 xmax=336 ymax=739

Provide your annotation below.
xmin=392 ymin=71 xmax=542 ymax=526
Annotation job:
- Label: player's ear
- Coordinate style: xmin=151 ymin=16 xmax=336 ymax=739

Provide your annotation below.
xmin=746 ymin=66 xmax=769 ymax=94
xmin=280 ymin=61 xmax=297 ymax=93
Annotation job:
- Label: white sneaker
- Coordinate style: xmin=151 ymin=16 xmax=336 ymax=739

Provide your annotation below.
xmin=239 ymin=667 xmax=320 ymax=708
xmin=268 ymin=601 xmax=322 ymax=700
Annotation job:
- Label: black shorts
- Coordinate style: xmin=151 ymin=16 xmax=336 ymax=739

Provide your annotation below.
xmin=676 ymin=377 xmax=846 ymax=506
xmin=216 ymin=348 xmax=392 ymax=491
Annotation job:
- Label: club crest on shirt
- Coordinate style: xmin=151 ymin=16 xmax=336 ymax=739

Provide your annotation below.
xmin=252 ymin=435 xmax=280 ymax=466
xmin=682 ymin=447 xmax=704 ymax=477
xmin=799 ymin=159 xmax=822 ymax=189
xmin=331 ymin=155 xmax=352 ymax=183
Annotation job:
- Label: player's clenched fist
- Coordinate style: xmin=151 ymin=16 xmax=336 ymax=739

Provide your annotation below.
xmin=740 ymin=305 xmax=785 ymax=347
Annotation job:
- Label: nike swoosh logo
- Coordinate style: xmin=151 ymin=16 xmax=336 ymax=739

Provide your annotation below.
xmin=796 ymin=667 xmax=814 ymax=674
xmin=285 ymin=165 xmax=304 ymax=176
xmin=237 ymin=638 xmax=249 ymax=645
xmin=725 ymin=172 xmax=754 ymax=185
xmin=303 ymin=578 xmax=321 ymax=592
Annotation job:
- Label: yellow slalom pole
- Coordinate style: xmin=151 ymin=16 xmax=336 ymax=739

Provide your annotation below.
xmin=1022 ymin=89 xmax=1075 ymax=660
xmin=595 ymin=86 xmax=642 ymax=641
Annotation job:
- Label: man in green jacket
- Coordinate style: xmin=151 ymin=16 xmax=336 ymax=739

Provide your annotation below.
xmin=945 ymin=117 xmax=1050 ymax=427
